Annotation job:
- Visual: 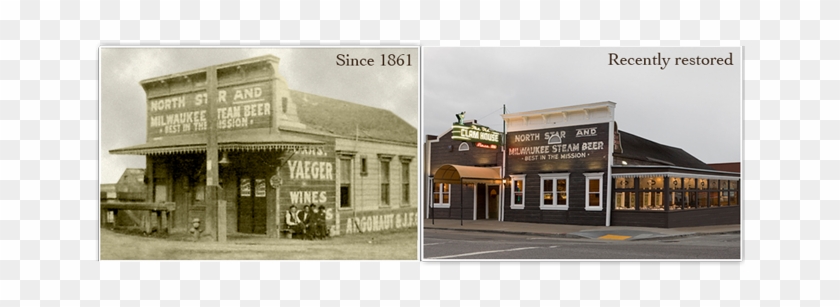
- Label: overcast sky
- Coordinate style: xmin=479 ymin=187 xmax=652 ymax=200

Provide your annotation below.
xmin=100 ymin=47 xmax=418 ymax=184
xmin=422 ymin=47 xmax=741 ymax=165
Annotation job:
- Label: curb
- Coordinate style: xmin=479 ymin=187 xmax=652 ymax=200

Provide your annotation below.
xmin=426 ymin=226 xmax=741 ymax=241
xmin=624 ymin=230 xmax=741 ymax=241
xmin=425 ymin=226 xmax=573 ymax=238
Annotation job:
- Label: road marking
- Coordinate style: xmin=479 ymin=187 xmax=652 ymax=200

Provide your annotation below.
xmin=423 ymin=242 xmax=447 ymax=246
xmin=599 ymin=234 xmax=632 ymax=240
xmin=427 ymin=247 xmax=541 ymax=259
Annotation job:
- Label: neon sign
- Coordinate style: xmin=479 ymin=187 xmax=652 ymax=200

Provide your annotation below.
xmin=451 ymin=123 xmax=502 ymax=145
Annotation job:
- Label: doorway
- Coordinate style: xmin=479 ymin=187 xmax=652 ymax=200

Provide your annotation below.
xmin=238 ymin=174 xmax=267 ymax=234
xmin=488 ymin=185 xmax=500 ymax=220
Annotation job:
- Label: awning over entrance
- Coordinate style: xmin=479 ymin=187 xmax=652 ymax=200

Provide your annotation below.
xmin=433 ymin=164 xmax=502 ymax=184
xmin=110 ymin=131 xmax=325 ymax=155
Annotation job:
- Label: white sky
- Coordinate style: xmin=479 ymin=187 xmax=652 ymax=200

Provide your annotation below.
xmin=100 ymin=47 xmax=419 ymax=184
xmin=422 ymin=47 xmax=741 ymax=165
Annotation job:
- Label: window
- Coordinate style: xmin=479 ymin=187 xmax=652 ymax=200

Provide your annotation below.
xmin=458 ymin=142 xmax=469 ymax=151
xmin=380 ymin=160 xmax=390 ymax=205
xmin=401 ymin=161 xmax=410 ymax=204
xmin=640 ymin=177 xmax=664 ymax=210
xmin=360 ymin=156 xmax=368 ymax=176
xmin=614 ymin=177 xmax=636 ymax=210
xmin=281 ymin=97 xmax=288 ymax=113
xmin=584 ymin=173 xmax=603 ymax=211
xmin=510 ymin=174 xmax=525 ymax=209
xmin=340 ymin=158 xmax=352 ymax=208
xmin=432 ymin=182 xmax=450 ymax=208
xmin=539 ymin=173 xmax=569 ymax=210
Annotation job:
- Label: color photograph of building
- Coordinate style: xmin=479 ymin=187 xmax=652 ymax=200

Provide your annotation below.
xmin=422 ymin=47 xmax=741 ymax=260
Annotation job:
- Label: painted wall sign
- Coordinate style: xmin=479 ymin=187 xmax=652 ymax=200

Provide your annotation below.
xmin=146 ymin=81 xmax=273 ymax=138
xmin=506 ymin=123 xmax=610 ymax=170
xmin=281 ymin=146 xmax=336 ymax=206
xmin=451 ymin=123 xmax=502 ymax=145
xmin=341 ymin=210 xmax=417 ymax=235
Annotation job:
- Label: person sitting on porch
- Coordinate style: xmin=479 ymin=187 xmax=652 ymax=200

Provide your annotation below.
xmin=285 ymin=205 xmax=303 ymax=238
xmin=296 ymin=205 xmax=311 ymax=240
xmin=307 ymin=204 xmax=321 ymax=240
xmin=316 ymin=205 xmax=328 ymax=239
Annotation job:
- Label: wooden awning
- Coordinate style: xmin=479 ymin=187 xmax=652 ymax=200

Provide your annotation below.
xmin=433 ymin=164 xmax=502 ymax=184
xmin=110 ymin=131 xmax=325 ymax=155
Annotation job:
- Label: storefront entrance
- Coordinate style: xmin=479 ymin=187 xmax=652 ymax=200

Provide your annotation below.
xmin=238 ymin=174 xmax=267 ymax=234
xmin=488 ymin=185 xmax=499 ymax=220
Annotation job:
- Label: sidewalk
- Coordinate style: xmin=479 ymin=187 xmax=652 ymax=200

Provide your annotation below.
xmin=423 ymin=219 xmax=740 ymax=241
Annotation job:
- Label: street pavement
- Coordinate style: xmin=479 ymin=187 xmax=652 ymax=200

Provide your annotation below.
xmin=423 ymin=219 xmax=741 ymax=241
xmin=423 ymin=229 xmax=741 ymax=260
xmin=422 ymin=219 xmax=741 ymax=260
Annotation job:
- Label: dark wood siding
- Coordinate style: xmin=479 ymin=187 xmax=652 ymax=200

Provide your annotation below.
xmin=611 ymin=206 xmax=740 ymax=228
xmin=429 ymin=130 xmax=503 ymax=173
xmin=503 ymin=123 xmax=610 ymax=225
xmin=427 ymin=129 xmax=502 ymax=220
xmin=429 ymin=184 xmax=475 ymax=220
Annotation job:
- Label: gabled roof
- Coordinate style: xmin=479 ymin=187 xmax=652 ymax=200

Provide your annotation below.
xmin=291 ymin=91 xmax=416 ymax=145
xmin=614 ymin=130 xmax=713 ymax=170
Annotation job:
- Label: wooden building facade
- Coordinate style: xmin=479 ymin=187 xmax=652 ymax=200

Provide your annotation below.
xmin=109 ymin=55 xmax=417 ymax=238
xmin=425 ymin=102 xmax=740 ymax=228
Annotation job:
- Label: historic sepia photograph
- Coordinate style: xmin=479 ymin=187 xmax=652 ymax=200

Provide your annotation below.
xmin=100 ymin=47 xmax=419 ymax=260
xmin=422 ymin=47 xmax=741 ymax=260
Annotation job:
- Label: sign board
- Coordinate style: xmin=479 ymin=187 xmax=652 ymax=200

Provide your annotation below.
xmin=147 ymin=81 xmax=273 ymax=138
xmin=451 ymin=123 xmax=502 ymax=145
xmin=506 ymin=122 xmax=610 ymax=172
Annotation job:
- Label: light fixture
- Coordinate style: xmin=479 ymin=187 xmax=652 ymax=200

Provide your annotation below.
xmin=621 ymin=160 xmax=628 ymax=165
xmin=219 ymin=151 xmax=231 ymax=165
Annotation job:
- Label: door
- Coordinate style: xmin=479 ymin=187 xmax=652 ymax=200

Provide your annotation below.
xmin=238 ymin=176 xmax=267 ymax=234
xmin=476 ymin=184 xmax=486 ymax=220
xmin=488 ymin=185 xmax=499 ymax=220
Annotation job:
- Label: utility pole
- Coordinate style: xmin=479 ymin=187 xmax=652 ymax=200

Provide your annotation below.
xmin=205 ymin=66 xmax=225 ymax=242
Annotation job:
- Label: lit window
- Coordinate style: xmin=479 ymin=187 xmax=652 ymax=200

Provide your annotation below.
xmin=510 ymin=174 xmax=525 ymax=209
xmin=539 ymin=173 xmax=569 ymax=210
xmin=640 ymin=177 xmax=664 ymax=210
xmin=432 ymin=182 xmax=450 ymax=208
xmin=584 ymin=173 xmax=604 ymax=211
xmin=458 ymin=142 xmax=469 ymax=151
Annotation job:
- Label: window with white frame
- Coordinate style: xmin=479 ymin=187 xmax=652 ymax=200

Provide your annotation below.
xmin=510 ymin=174 xmax=525 ymax=209
xmin=584 ymin=172 xmax=604 ymax=211
xmin=431 ymin=182 xmax=450 ymax=208
xmin=539 ymin=173 xmax=569 ymax=210
xmin=458 ymin=142 xmax=469 ymax=151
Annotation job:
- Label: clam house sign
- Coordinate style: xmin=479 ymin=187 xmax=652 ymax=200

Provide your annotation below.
xmin=426 ymin=101 xmax=740 ymax=228
xmin=110 ymin=54 xmax=418 ymax=239
xmin=451 ymin=122 xmax=502 ymax=146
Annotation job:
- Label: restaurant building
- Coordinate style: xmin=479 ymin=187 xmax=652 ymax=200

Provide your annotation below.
xmin=109 ymin=55 xmax=418 ymax=238
xmin=425 ymin=102 xmax=740 ymax=228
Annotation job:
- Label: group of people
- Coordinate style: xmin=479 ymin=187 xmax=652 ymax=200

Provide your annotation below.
xmin=285 ymin=204 xmax=328 ymax=240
